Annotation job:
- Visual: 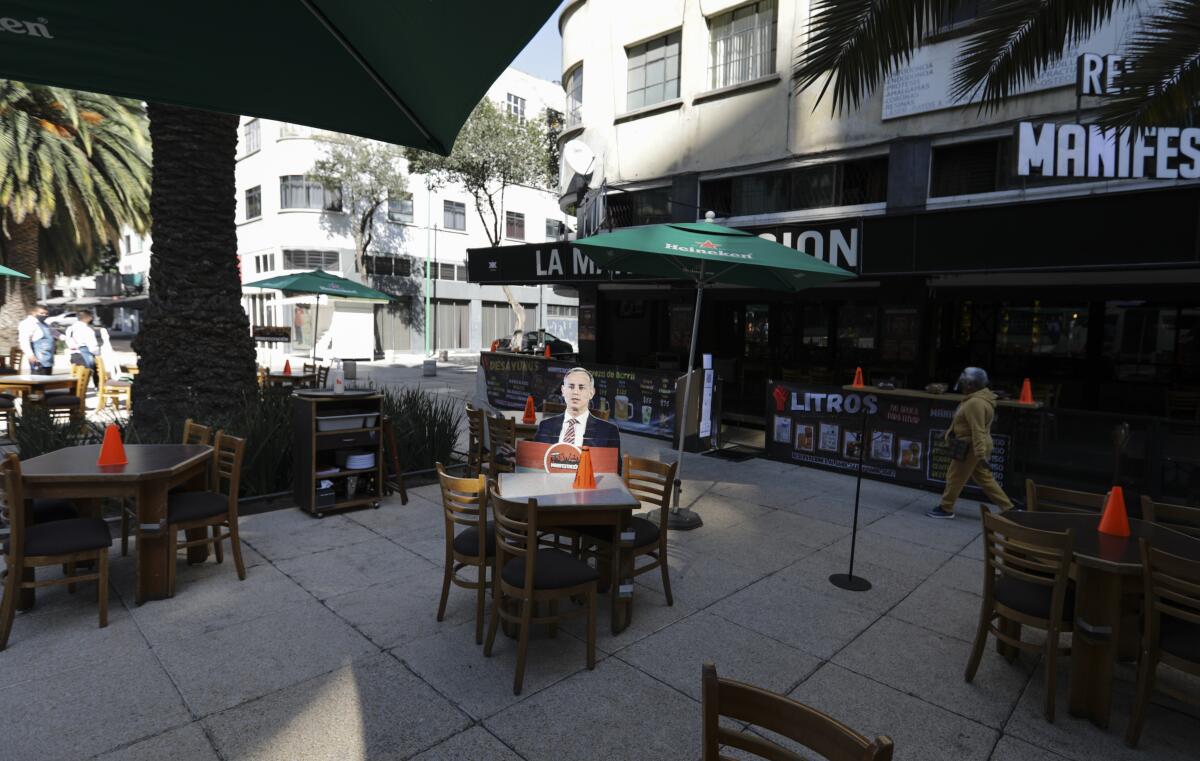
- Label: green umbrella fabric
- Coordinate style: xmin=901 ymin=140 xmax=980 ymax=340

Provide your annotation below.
xmin=244 ymin=269 xmax=391 ymax=301
xmin=0 ymin=1 xmax=559 ymax=154
xmin=0 ymin=264 xmax=30 ymax=279
xmin=574 ymin=220 xmax=855 ymax=291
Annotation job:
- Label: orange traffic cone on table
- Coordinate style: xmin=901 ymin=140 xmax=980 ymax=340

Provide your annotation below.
xmin=1098 ymin=486 xmax=1130 ymax=537
xmin=573 ymin=447 xmax=596 ymax=489
xmin=544 ymin=344 xmax=552 ymax=358
xmin=852 ymin=367 xmax=864 ymax=388
xmin=522 ymin=395 xmax=537 ymax=424
xmin=1018 ymin=378 xmax=1034 ymax=404
xmin=97 ymin=424 xmax=128 ymax=466
xmin=282 ymin=359 xmax=292 ymax=375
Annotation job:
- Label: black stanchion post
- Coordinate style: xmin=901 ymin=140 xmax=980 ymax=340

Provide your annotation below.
xmin=830 ymin=392 xmax=872 ymax=592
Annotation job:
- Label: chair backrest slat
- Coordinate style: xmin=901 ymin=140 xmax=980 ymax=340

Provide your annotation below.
xmin=622 ymin=455 xmax=675 ymax=519
xmin=1142 ymin=496 xmax=1200 ymax=539
xmin=0 ymin=454 xmax=26 ymax=558
xmin=182 ymin=418 xmax=214 ymax=447
xmin=1140 ymin=540 xmax=1200 ymax=659
xmin=981 ymin=508 xmax=1074 ymax=619
xmin=212 ymin=432 xmax=246 ymax=510
xmin=1026 ymin=480 xmax=1106 ymax=514
xmin=71 ymin=364 xmax=90 ymax=398
xmin=701 ymin=663 xmax=894 ymax=761
xmin=487 ymin=415 xmax=516 ymax=474
xmin=465 ymin=405 xmax=486 ymax=476
xmin=489 ymin=485 xmax=537 ymax=588
xmin=436 ymin=463 xmax=488 ymax=534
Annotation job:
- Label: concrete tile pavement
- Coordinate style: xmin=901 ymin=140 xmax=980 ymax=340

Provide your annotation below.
xmin=0 ymin=361 xmax=1197 ymax=759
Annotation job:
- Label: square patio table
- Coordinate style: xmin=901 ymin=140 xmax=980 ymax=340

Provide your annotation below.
xmin=0 ymin=374 xmax=77 ymax=399
xmin=498 ymin=471 xmax=640 ymax=634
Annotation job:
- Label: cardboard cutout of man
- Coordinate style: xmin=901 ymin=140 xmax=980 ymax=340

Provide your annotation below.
xmin=534 ymin=367 xmax=621 ymax=465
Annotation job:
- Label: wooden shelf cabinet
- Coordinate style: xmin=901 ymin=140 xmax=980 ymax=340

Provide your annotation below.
xmin=293 ymin=393 xmax=384 ymax=517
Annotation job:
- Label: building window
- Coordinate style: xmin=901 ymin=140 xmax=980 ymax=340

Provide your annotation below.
xmin=929 ymin=0 xmax=984 ymax=38
xmin=565 ymin=66 xmax=584 ymax=127
xmin=242 ymin=119 xmax=260 ymax=155
xmin=279 ymin=175 xmax=341 ymax=211
xmin=545 ymin=219 xmax=562 ymax=240
xmin=627 ymin=31 xmax=681 ymax=110
xmin=254 ymin=253 xmax=277 ymax=274
xmin=244 ymin=186 xmax=262 ymax=221
xmin=929 ymin=139 xmax=1078 ymax=197
xmin=708 ymin=0 xmax=777 ymax=90
xmin=699 ymin=156 xmax=887 ymax=216
xmin=505 ymin=211 xmax=525 ymax=240
xmin=505 ymin=93 xmax=526 ymax=124
xmin=443 ymin=200 xmax=466 ymax=231
xmin=122 ymin=234 xmax=142 ymax=255
xmin=278 ymin=122 xmax=313 ymax=139
xmin=388 ymin=192 xmax=413 ymax=223
xmin=548 ymin=304 xmax=579 ymax=317
xmin=282 ymin=249 xmax=339 ymax=270
xmin=607 ymin=187 xmax=673 ymax=227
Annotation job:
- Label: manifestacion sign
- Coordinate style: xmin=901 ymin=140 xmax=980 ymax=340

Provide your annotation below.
xmin=764 ymin=381 xmax=1014 ymax=498
xmin=1015 ymin=122 xmax=1200 ymax=180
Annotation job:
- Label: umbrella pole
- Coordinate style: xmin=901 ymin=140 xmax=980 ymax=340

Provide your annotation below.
xmin=312 ymin=296 xmax=320 ymax=361
xmin=669 ymin=273 xmax=705 ymax=531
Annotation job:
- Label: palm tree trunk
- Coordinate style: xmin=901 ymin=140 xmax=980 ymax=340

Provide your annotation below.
xmin=131 ymin=104 xmax=257 ymax=438
xmin=0 ymin=215 xmax=40 ymax=351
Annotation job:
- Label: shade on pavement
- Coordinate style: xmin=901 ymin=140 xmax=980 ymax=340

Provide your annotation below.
xmin=0 ymin=1 xmax=561 ymax=154
xmin=575 ymin=215 xmax=856 ymax=528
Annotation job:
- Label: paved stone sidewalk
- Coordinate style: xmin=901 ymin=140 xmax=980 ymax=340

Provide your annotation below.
xmin=2 ymin=430 xmax=1198 ymax=760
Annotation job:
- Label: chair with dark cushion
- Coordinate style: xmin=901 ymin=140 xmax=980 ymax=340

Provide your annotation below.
xmin=121 ymin=418 xmax=216 ymax=557
xmin=0 ymin=454 xmax=110 ymax=651
xmin=484 ymin=485 xmax=597 ymax=695
xmin=702 ymin=662 xmax=894 ymax=760
xmin=45 ymin=365 xmax=90 ymax=423
xmin=1026 ymin=479 xmax=1106 ymax=514
xmin=30 ymin=499 xmax=78 ymax=525
xmin=435 ymin=463 xmax=492 ymax=644
xmin=1141 ymin=496 xmax=1200 ymax=539
xmin=163 ymin=432 xmax=247 ymax=596
xmin=1126 ymin=540 xmax=1200 ymax=747
xmin=965 ymin=506 xmax=1074 ymax=721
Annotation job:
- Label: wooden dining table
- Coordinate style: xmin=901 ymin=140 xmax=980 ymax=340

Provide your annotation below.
xmin=1005 ymin=511 xmax=1200 ymax=729
xmin=19 ymin=444 xmax=213 ymax=606
xmin=0 ymin=373 xmax=77 ymax=399
xmin=498 ymin=471 xmax=640 ymax=634
xmin=265 ymin=371 xmax=316 ymax=387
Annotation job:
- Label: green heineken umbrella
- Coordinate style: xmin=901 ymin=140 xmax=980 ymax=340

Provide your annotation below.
xmin=575 ymin=213 xmax=855 ymax=529
xmin=0 ymin=1 xmax=560 ymax=154
xmin=0 ymin=265 xmax=29 ymax=279
xmin=245 ymin=269 xmax=391 ymax=359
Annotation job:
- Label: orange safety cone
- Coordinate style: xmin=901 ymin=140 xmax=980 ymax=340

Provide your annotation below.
xmin=490 ymin=339 xmax=499 ymax=352
xmin=852 ymin=367 xmax=865 ymax=388
xmin=1018 ymin=378 xmax=1034 ymax=404
xmin=544 ymin=344 xmax=552 ymax=358
xmin=522 ymin=395 xmax=537 ymax=424
xmin=97 ymin=424 xmax=128 ymax=466
xmin=573 ymin=446 xmax=596 ymax=489
xmin=282 ymin=359 xmax=292 ymax=376
xmin=1098 ymin=486 xmax=1131 ymax=537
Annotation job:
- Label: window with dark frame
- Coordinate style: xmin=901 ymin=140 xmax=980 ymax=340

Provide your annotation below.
xmin=566 ymin=66 xmax=584 ymax=127
xmin=279 ymin=175 xmax=341 ymax=211
xmin=242 ymin=119 xmax=260 ymax=155
xmin=244 ymin=186 xmax=262 ymax=220
xmin=707 ymin=0 xmax=777 ymax=90
xmin=698 ymin=156 xmax=887 ymax=216
xmin=388 ymin=192 xmax=414 ymax=223
xmin=505 ymin=210 xmax=525 ymax=240
xmin=282 ymin=249 xmax=339 ymax=270
xmin=505 ymin=93 xmax=526 ymax=124
xmin=627 ymin=31 xmax=681 ymax=110
xmin=443 ymin=200 xmax=466 ymax=230
xmin=545 ymin=218 xmax=561 ymax=240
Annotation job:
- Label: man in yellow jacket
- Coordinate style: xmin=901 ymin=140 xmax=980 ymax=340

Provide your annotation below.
xmin=927 ymin=367 xmax=1014 ymax=519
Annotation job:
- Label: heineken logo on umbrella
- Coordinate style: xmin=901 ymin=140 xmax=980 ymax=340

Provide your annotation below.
xmin=696 ymin=240 xmax=719 ymax=249
xmin=664 ymin=241 xmax=753 ymax=260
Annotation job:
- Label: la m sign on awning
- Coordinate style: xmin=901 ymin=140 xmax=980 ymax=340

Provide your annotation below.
xmin=466 ymin=243 xmax=657 ymax=285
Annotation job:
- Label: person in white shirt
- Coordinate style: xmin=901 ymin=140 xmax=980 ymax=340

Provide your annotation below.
xmin=66 ymin=310 xmax=100 ymax=387
xmin=18 ymin=305 xmax=56 ymax=374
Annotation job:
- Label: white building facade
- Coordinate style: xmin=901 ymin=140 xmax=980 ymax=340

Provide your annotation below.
xmin=235 ymin=67 xmax=576 ymax=361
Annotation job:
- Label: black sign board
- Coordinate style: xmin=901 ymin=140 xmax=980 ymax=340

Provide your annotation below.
xmin=763 ymin=381 xmax=1014 ymax=499
xmin=467 ymin=243 xmax=651 ymax=285
xmin=480 ymin=352 xmax=678 ymax=439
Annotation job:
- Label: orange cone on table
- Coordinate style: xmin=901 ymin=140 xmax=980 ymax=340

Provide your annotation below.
xmin=490 ymin=339 xmax=499 ymax=352
xmin=1098 ymin=486 xmax=1130 ymax=537
xmin=97 ymin=424 xmax=128 ymax=466
xmin=544 ymin=344 xmax=552 ymax=358
xmin=282 ymin=359 xmax=292 ymax=376
xmin=573 ymin=446 xmax=596 ymax=489
xmin=522 ymin=395 xmax=537 ymax=424
xmin=852 ymin=367 xmax=865 ymax=388
xmin=1018 ymin=378 xmax=1034 ymax=404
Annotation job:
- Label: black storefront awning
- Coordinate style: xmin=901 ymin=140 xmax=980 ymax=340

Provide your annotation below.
xmin=467 ymin=242 xmax=667 ymax=286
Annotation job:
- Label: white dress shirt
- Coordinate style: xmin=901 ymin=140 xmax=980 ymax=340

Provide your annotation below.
xmin=17 ymin=314 xmax=45 ymax=368
xmin=557 ymin=409 xmax=590 ymax=448
xmin=66 ymin=322 xmax=99 ymax=353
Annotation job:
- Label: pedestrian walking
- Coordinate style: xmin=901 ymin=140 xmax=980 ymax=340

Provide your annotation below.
xmin=66 ymin=310 xmax=100 ymax=388
xmin=18 ymin=305 xmax=56 ymax=375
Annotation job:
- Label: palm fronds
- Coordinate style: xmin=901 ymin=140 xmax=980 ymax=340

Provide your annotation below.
xmin=1100 ymin=1 xmax=1200 ymax=128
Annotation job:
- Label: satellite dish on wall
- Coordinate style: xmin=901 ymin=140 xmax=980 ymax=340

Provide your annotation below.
xmin=563 ymin=139 xmax=596 ymax=177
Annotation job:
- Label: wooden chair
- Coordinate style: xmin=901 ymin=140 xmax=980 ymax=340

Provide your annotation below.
xmin=1126 ymin=540 xmax=1200 ymax=747
xmin=164 ymin=432 xmax=247 ymax=596
xmin=1025 ymin=479 xmax=1106 ymax=514
xmin=0 ymin=454 xmax=111 ymax=651
xmin=1141 ymin=496 xmax=1200 ymax=539
xmin=45 ymin=365 xmax=90 ymax=423
xmin=120 ymin=419 xmax=215 ymax=557
xmin=465 ymin=404 xmax=488 ymax=478
xmin=701 ymin=662 xmax=894 ymax=760
xmin=435 ymin=464 xmax=491 ymax=644
xmin=381 ymin=417 xmax=409 ymax=504
xmin=486 ymin=414 xmax=516 ymax=476
xmin=302 ymin=362 xmax=316 ymax=376
xmin=316 ymin=365 xmax=329 ymax=389
xmin=94 ymin=356 xmax=132 ymax=411
xmin=3 ymin=346 xmax=23 ymax=373
xmin=965 ymin=506 xmax=1074 ymax=722
xmin=484 ymin=485 xmax=597 ymax=695
xmin=580 ymin=455 xmax=678 ymax=612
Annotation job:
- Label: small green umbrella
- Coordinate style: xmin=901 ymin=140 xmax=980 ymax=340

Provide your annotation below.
xmin=0 ymin=264 xmax=30 ymax=279
xmin=244 ymin=269 xmax=391 ymax=359
xmin=575 ymin=213 xmax=855 ymax=528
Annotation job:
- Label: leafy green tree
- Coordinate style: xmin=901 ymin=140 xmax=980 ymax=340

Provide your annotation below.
xmin=405 ymin=98 xmax=549 ymax=329
xmin=309 ymin=133 xmax=408 ymax=274
xmin=0 ymin=80 xmax=150 ymax=344
xmin=793 ymin=0 xmax=1200 ymax=128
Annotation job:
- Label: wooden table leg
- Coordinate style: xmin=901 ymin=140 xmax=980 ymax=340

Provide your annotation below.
xmin=135 ymin=478 xmax=170 ymax=605
xmin=16 ymin=565 xmax=35 ymax=611
xmin=1069 ymin=566 xmax=1122 ymax=728
xmin=182 ymin=466 xmax=210 ymax=564
xmin=610 ymin=512 xmax=634 ymax=635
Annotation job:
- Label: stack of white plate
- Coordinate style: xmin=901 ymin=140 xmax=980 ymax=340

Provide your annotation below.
xmin=346 ymin=452 xmax=375 ymax=470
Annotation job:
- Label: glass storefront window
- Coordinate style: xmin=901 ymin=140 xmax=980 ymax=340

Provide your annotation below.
xmin=996 ymin=302 xmax=1087 ymax=357
xmin=1104 ymin=301 xmax=1179 ymax=381
xmin=744 ymin=303 xmax=769 ymax=358
xmin=801 ymin=305 xmax=829 ymax=347
xmin=880 ymin=307 xmax=919 ymax=361
xmin=837 ymin=304 xmax=877 ymax=351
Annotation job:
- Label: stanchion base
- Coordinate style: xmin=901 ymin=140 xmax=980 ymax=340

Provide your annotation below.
xmin=829 ymin=573 xmax=872 ymax=592
xmin=662 ymin=508 xmax=703 ymax=531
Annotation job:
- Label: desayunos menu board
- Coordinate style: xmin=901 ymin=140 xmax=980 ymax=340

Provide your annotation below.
xmin=764 ymin=381 xmax=1013 ymax=498
xmin=480 ymin=352 xmax=678 ymax=439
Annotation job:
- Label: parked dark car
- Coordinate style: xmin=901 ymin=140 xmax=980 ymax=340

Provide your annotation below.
xmin=496 ymin=330 xmax=575 ymax=358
